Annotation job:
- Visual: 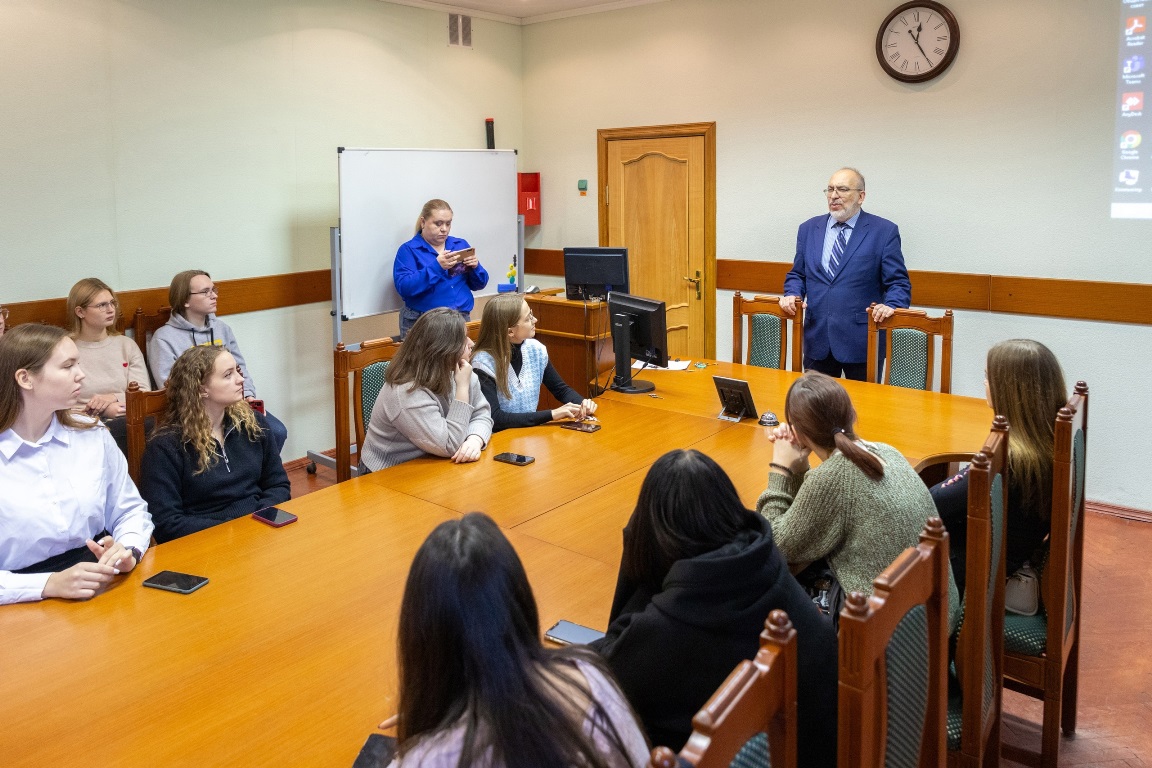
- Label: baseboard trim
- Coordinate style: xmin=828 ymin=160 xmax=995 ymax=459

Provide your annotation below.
xmin=1089 ymin=501 xmax=1152 ymax=523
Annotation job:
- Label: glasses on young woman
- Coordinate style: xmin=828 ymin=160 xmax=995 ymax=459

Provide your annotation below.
xmin=86 ymin=300 xmax=119 ymax=311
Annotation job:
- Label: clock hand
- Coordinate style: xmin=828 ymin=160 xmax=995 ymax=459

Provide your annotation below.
xmin=906 ymin=29 xmax=933 ymax=66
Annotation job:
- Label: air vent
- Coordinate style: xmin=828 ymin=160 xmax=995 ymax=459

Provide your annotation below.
xmin=448 ymin=14 xmax=472 ymax=48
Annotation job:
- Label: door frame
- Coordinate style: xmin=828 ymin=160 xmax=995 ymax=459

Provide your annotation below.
xmin=596 ymin=122 xmax=717 ymax=359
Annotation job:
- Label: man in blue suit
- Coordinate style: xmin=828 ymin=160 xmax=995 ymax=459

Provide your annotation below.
xmin=781 ymin=168 xmax=911 ymax=381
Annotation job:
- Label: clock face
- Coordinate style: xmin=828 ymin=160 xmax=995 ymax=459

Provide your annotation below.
xmin=876 ymin=2 xmax=960 ymax=83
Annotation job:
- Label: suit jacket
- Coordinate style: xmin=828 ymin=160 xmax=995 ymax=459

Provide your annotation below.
xmin=783 ymin=210 xmax=911 ymax=364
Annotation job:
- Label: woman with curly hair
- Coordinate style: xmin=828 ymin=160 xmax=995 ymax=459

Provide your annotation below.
xmin=139 ymin=345 xmax=289 ymax=543
xmin=0 ymin=324 xmax=152 ymax=604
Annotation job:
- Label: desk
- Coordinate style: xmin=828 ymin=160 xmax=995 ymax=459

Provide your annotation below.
xmin=0 ymin=363 xmax=991 ymax=766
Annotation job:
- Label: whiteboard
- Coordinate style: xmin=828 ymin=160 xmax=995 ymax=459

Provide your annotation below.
xmin=337 ymin=148 xmax=520 ymax=320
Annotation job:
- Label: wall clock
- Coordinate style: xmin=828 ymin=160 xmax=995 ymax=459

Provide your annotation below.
xmin=876 ymin=1 xmax=960 ymax=83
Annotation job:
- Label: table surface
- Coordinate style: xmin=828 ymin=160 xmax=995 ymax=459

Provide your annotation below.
xmin=0 ymin=362 xmax=992 ymax=767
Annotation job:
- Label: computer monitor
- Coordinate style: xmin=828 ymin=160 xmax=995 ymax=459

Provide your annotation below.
xmin=607 ymin=291 xmax=668 ymax=394
xmin=564 ymin=247 xmax=629 ymax=301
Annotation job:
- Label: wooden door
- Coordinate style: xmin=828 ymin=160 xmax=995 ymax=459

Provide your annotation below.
xmin=599 ymin=123 xmax=715 ymax=360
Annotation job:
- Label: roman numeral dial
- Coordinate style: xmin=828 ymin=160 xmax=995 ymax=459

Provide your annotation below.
xmin=875 ymin=1 xmax=960 ymax=83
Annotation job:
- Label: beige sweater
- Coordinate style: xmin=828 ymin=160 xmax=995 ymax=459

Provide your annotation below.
xmin=74 ymin=335 xmax=151 ymax=406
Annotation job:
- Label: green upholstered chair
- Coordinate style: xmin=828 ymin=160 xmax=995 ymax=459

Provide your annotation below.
xmin=1002 ymin=382 xmax=1089 ymax=768
xmin=837 ymin=518 xmax=950 ymax=768
xmin=946 ymin=416 xmax=1008 ymax=768
xmin=732 ymin=292 xmax=803 ymax=371
xmin=331 ymin=337 xmax=402 ymax=482
xmin=866 ymin=306 xmax=954 ymax=393
xmin=648 ymin=610 xmax=798 ymax=768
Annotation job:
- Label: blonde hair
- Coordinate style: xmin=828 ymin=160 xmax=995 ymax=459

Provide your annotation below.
xmin=67 ymin=277 xmax=122 ymax=336
xmin=168 ymin=270 xmax=211 ymax=319
xmin=159 ymin=345 xmax=261 ymax=474
xmin=0 ymin=324 xmax=93 ymax=432
xmin=472 ymin=294 xmax=527 ymax=398
xmin=415 ymin=199 xmax=452 ymax=234
xmin=986 ymin=340 xmax=1067 ymax=517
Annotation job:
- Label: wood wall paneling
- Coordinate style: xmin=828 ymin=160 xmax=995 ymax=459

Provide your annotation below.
xmin=3 ymin=269 xmax=332 ymax=330
xmin=990 ymin=276 xmax=1152 ymax=324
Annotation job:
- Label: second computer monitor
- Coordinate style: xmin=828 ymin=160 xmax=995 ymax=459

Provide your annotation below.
xmin=564 ymin=247 xmax=629 ymax=301
xmin=607 ymin=291 xmax=669 ymax=394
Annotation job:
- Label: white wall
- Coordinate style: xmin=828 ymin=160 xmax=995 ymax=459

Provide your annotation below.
xmin=0 ymin=0 xmax=524 ymax=459
xmin=521 ymin=0 xmax=1152 ymax=509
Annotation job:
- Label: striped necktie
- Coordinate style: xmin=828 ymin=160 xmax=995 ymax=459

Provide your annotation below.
xmin=827 ymin=222 xmax=850 ymax=278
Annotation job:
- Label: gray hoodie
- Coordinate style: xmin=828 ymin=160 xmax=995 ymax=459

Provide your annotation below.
xmin=148 ymin=312 xmax=257 ymax=398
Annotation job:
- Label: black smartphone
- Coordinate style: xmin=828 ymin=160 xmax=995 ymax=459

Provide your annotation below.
xmin=352 ymin=733 xmax=398 ymax=768
xmin=142 ymin=570 xmax=209 ymax=595
xmin=252 ymin=507 xmax=298 ymax=527
xmin=545 ymin=620 xmax=606 ymax=646
xmin=560 ymin=421 xmax=601 ymax=433
xmin=494 ymin=452 xmax=534 ymax=466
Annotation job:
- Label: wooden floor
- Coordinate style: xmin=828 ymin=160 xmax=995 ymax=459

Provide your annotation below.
xmin=287 ymin=461 xmax=1152 ymax=767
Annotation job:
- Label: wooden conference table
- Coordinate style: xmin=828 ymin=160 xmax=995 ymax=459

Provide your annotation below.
xmin=0 ymin=362 xmax=991 ymax=767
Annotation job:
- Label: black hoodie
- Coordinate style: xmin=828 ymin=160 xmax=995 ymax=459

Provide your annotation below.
xmin=590 ymin=514 xmax=838 ymax=767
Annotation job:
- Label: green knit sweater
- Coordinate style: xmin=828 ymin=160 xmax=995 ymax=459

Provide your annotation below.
xmin=756 ymin=441 xmax=961 ymax=630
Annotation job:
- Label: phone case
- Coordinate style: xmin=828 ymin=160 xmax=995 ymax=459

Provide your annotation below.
xmin=561 ymin=421 xmax=601 ymax=433
xmin=252 ymin=509 xmax=297 ymax=527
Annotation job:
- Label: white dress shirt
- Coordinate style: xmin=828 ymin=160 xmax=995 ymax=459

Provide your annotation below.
xmin=0 ymin=415 xmax=153 ymax=605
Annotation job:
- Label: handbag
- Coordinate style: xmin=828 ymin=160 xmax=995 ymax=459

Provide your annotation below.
xmin=1005 ymin=562 xmax=1040 ymax=616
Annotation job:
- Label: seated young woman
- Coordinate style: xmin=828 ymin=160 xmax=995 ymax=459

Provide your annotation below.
xmin=471 ymin=293 xmax=596 ymax=431
xmin=383 ymin=512 xmax=649 ymax=768
xmin=139 ymin=345 xmax=290 ymax=543
xmin=67 ymin=278 xmax=150 ymax=452
xmin=589 ymin=449 xmax=838 ymax=764
xmin=359 ymin=308 xmax=492 ymax=471
xmin=931 ymin=339 xmax=1067 ymax=602
xmin=0 ymin=324 xmax=153 ymax=605
xmin=756 ymin=372 xmax=960 ymax=628
xmin=148 ymin=269 xmax=288 ymax=452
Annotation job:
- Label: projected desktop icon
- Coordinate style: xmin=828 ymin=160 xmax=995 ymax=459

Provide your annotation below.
xmin=1121 ymin=131 xmax=1143 ymax=150
xmin=1122 ymin=92 xmax=1145 ymax=112
xmin=1119 ymin=169 xmax=1141 ymax=186
xmin=1124 ymin=55 xmax=1146 ymax=75
xmin=1128 ymin=16 xmax=1146 ymax=36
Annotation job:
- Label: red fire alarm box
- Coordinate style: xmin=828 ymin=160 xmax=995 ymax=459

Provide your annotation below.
xmin=518 ymin=172 xmax=541 ymax=226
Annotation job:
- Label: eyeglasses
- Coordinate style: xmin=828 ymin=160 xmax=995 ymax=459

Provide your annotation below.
xmin=86 ymin=300 xmax=119 ymax=311
xmin=824 ymin=186 xmax=862 ymax=196
xmin=190 ymin=287 xmax=219 ymax=297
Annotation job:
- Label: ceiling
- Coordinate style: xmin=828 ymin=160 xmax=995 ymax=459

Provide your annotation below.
xmin=381 ymin=0 xmax=668 ymax=25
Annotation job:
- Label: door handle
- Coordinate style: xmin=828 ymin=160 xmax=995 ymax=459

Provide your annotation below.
xmin=683 ymin=271 xmax=702 ymax=300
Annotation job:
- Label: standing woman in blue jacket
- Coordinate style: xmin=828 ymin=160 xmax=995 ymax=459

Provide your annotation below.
xmin=140 ymin=345 xmax=290 ymax=543
xmin=393 ymin=199 xmax=489 ymax=340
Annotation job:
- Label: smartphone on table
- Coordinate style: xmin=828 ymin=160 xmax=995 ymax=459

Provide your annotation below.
xmin=561 ymin=421 xmax=601 ymax=433
xmin=142 ymin=570 xmax=209 ymax=595
xmin=545 ymin=620 xmax=607 ymax=646
xmin=494 ymin=452 xmax=534 ymax=466
xmin=252 ymin=507 xmax=298 ymax=527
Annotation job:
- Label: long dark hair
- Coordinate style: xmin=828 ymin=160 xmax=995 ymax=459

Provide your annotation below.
xmin=785 ymin=372 xmax=884 ymax=480
xmin=986 ymin=339 xmax=1067 ymax=516
xmin=396 ymin=513 xmax=640 ymax=768
xmin=623 ymin=450 xmax=762 ymax=593
xmin=385 ymin=308 xmax=465 ymax=398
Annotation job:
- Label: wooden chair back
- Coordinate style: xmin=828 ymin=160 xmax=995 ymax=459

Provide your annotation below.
xmin=125 ymin=381 xmax=167 ymax=485
xmin=649 ymin=610 xmax=798 ymax=768
xmin=129 ymin=306 xmax=172 ymax=381
xmin=333 ymin=337 xmax=402 ymax=482
xmin=949 ymin=416 xmax=1009 ymax=766
xmin=732 ymin=291 xmax=803 ymax=371
xmin=837 ymin=518 xmax=950 ymax=768
xmin=866 ymin=307 xmax=954 ymax=393
xmin=1002 ymin=381 xmax=1089 ymax=768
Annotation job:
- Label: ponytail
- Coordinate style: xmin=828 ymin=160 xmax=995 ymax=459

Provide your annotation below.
xmin=786 ymin=373 xmax=884 ymax=481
